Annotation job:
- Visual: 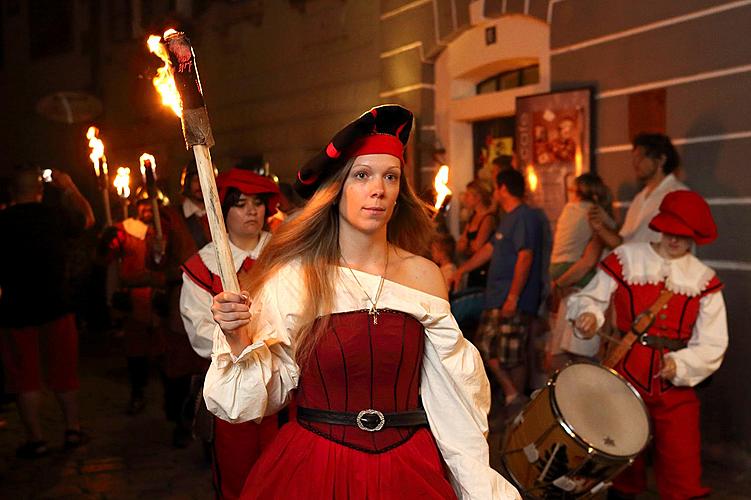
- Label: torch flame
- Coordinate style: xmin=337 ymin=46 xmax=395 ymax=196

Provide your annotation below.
xmin=574 ymin=144 xmax=583 ymax=177
xmin=147 ymin=32 xmax=183 ymax=117
xmin=526 ymin=165 xmax=539 ymax=193
xmin=139 ymin=153 xmax=157 ymax=179
xmin=114 ymin=167 xmax=131 ymax=198
xmin=433 ymin=165 xmax=452 ymax=210
xmin=86 ymin=126 xmax=105 ymax=177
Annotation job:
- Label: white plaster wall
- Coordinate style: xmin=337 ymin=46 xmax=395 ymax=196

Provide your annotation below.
xmin=435 ymin=15 xmax=550 ymax=235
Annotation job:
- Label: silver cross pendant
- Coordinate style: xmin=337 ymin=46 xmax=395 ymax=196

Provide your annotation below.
xmin=368 ymin=306 xmax=379 ymax=325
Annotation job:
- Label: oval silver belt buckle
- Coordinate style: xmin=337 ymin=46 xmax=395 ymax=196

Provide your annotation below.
xmin=356 ymin=409 xmax=385 ymax=432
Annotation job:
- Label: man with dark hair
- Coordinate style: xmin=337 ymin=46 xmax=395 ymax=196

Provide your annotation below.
xmin=0 ymin=167 xmax=94 ymax=458
xmin=450 ymin=169 xmax=548 ymax=411
xmin=590 ymin=132 xmax=687 ymax=247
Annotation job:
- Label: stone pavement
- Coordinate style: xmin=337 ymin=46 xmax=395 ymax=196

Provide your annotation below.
xmin=2 ymin=329 xmax=750 ymax=499
xmin=0 ymin=332 xmax=213 ymax=499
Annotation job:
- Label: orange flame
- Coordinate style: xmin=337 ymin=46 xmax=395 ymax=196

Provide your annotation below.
xmin=147 ymin=31 xmax=182 ymax=117
xmin=574 ymin=144 xmax=583 ymax=177
xmin=433 ymin=165 xmax=452 ymax=210
xmin=86 ymin=126 xmax=106 ymax=177
xmin=139 ymin=153 xmax=157 ymax=179
xmin=526 ymin=164 xmax=539 ymax=193
xmin=114 ymin=167 xmax=131 ymax=198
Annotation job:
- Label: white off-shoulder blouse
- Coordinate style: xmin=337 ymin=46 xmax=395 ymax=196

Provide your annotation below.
xmin=202 ymin=260 xmax=520 ymax=500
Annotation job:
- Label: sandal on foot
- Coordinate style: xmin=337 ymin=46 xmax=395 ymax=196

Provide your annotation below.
xmin=63 ymin=429 xmax=89 ymax=451
xmin=16 ymin=440 xmax=48 ymax=459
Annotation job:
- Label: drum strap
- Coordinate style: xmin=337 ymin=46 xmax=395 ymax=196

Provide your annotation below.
xmin=602 ymin=289 xmax=674 ymax=368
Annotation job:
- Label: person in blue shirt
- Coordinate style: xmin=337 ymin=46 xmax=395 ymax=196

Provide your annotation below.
xmin=450 ymin=168 xmax=547 ymax=410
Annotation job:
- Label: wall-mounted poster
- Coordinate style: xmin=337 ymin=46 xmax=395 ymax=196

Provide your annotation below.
xmin=515 ymin=88 xmax=591 ymax=223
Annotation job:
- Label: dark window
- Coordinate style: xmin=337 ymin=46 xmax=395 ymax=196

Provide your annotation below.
xmin=109 ymin=0 xmax=132 ymax=42
xmin=476 ymin=64 xmax=539 ymax=95
xmin=29 ymin=0 xmax=74 ymax=59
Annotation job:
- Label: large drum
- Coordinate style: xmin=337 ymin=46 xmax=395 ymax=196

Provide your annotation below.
xmin=501 ymin=363 xmax=650 ymax=498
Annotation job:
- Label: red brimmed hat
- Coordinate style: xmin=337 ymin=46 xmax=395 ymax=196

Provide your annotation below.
xmin=217 ymin=168 xmax=281 ymax=217
xmin=294 ymin=104 xmax=413 ymax=199
xmin=648 ymin=190 xmax=717 ymax=245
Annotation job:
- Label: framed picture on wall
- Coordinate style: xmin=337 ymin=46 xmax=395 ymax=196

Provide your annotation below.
xmin=515 ymin=87 xmax=592 ymax=223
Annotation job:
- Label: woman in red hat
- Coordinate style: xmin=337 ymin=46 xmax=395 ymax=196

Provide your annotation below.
xmin=569 ymin=190 xmax=728 ymax=500
xmin=180 ymin=168 xmax=281 ymax=500
xmin=204 ymin=105 xmax=520 ymax=499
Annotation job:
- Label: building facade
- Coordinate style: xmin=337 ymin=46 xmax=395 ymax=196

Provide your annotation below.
xmin=1 ymin=0 xmax=748 ymax=467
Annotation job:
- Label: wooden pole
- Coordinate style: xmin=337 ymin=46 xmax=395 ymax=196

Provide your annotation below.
xmin=159 ymin=30 xmax=238 ymax=294
xmin=101 ymin=166 xmax=113 ymax=227
xmin=192 ymin=144 xmax=240 ymax=292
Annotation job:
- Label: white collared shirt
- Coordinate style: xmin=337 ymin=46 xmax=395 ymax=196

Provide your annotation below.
xmin=619 ymin=173 xmax=688 ymax=244
xmin=179 ymin=231 xmax=272 ymax=359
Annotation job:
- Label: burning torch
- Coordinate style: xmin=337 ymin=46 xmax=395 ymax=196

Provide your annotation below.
xmin=147 ymin=30 xmax=238 ymax=293
xmin=86 ymin=126 xmax=113 ymax=226
xmin=433 ymin=164 xmax=452 ymax=219
xmin=139 ymin=153 xmax=163 ymax=240
xmin=113 ymin=167 xmax=131 ymax=220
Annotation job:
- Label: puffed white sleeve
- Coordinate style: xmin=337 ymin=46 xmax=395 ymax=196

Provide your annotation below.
xmin=203 ymin=265 xmax=302 ymax=423
xmin=665 ymin=290 xmax=728 ymax=387
xmin=565 ymin=269 xmax=618 ymax=331
xmin=179 ymin=273 xmax=215 ymax=359
xmin=420 ymin=300 xmax=521 ymax=500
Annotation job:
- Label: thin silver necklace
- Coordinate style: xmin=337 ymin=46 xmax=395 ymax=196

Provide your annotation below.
xmin=341 ymin=245 xmax=389 ymax=325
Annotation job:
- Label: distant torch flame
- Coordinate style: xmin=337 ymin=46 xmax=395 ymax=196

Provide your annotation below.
xmin=139 ymin=153 xmax=157 ymax=179
xmin=114 ymin=167 xmax=131 ymax=198
xmin=147 ymin=31 xmax=182 ymax=117
xmin=574 ymin=144 xmax=583 ymax=177
xmin=526 ymin=165 xmax=539 ymax=193
xmin=86 ymin=126 xmax=105 ymax=177
xmin=433 ymin=165 xmax=452 ymax=210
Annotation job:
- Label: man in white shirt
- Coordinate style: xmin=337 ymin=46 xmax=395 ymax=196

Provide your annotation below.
xmin=590 ymin=133 xmax=688 ymax=247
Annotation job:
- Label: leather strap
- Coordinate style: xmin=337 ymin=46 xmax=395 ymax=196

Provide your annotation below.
xmin=297 ymin=406 xmax=428 ymax=432
xmin=640 ymin=335 xmax=688 ymax=352
xmin=602 ymin=288 xmax=674 ymax=368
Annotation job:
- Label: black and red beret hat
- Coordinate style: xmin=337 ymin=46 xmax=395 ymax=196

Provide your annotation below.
xmin=294 ymin=104 xmax=413 ymax=199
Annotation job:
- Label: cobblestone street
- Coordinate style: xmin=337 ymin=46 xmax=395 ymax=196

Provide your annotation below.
xmin=1 ymin=330 xmax=750 ymax=499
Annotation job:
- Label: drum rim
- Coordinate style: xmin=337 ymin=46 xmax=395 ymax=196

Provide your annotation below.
xmin=548 ymin=361 xmax=652 ymax=459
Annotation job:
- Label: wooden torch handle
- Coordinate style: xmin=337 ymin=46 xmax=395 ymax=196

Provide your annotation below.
xmin=192 ymin=144 xmax=240 ymax=293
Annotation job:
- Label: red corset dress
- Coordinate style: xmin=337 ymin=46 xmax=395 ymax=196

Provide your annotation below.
xmin=240 ymin=310 xmax=457 ymax=499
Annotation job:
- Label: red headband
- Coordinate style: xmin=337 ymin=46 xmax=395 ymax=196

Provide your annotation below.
xmin=346 ymin=134 xmax=405 ymax=164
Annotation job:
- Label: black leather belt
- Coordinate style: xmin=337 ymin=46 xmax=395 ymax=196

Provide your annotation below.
xmin=638 ymin=334 xmax=688 ymax=352
xmin=297 ymin=406 xmax=428 ymax=432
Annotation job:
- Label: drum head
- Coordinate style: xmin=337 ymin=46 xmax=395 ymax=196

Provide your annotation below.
xmin=552 ymin=363 xmax=650 ymax=457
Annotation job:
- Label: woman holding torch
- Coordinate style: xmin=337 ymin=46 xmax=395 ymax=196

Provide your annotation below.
xmin=206 ymin=105 xmax=519 ymax=499
xmin=179 ymin=167 xmax=281 ymax=500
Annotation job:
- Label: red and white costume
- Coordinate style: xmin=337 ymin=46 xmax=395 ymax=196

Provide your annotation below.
xmin=110 ymin=217 xmax=166 ymax=357
xmin=202 ymin=260 xmax=520 ymax=499
xmin=567 ymin=242 xmax=728 ymax=499
xmin=180 ymin=232 xmax=281 ymax=500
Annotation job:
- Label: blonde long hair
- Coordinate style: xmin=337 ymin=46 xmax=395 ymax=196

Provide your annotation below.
xmin=243 ymin=158 xmax=435 ymax=367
